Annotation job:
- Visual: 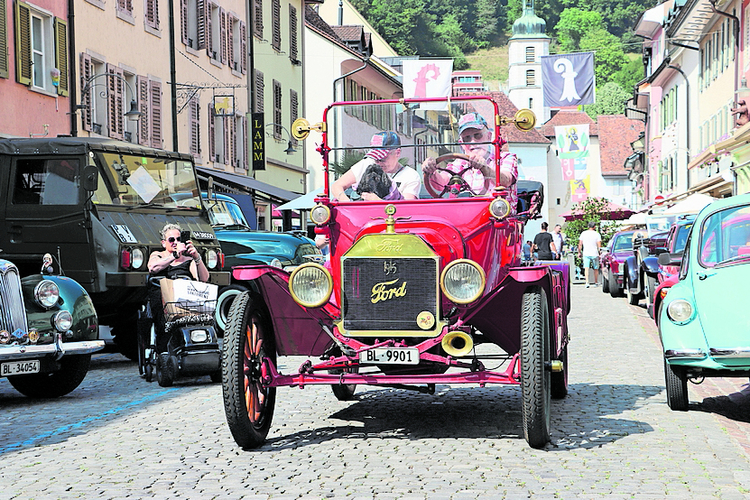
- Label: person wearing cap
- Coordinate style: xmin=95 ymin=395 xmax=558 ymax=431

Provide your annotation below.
xmin=578 ymin=220 xmax=602 ymax=288
xmin=422 ymin=112 xmax=518 ymax=208
xmin=331 ymin=131 xmax=421 ymax=202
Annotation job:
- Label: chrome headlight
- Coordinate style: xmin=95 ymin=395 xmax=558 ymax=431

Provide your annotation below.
xmin=489 ymin=197 xmax=511 ymax=219
xmin=289 ymin=263 xmax=333 ymax=308
xmin=53 ymin=310 xmax=73 ymax=332
xmin=441 ymin=259 xmax=485 ymax=304
xmin=667 ymin=299 xmax=694 ymax=325
xmin=190 ymin=329 xmax=209 ymax=343
xmin=310 ymin=203 xmax=331 ymax=225
xmin=131 ymin=248 xmax=145 ymax=269
xmin=270 ymin=258 xmax=282 ymax=269
xmin=35 ymin=280 xmax=60 ymax=308
xmin=205 ymin=249 xmax=219 ymax=269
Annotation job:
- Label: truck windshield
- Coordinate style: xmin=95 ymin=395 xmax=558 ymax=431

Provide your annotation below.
xmin=92 ymin=152 xmax=202 ymax=209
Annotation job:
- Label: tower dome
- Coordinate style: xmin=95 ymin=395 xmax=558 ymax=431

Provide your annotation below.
xmin=511 ymin=0 xmax=549 ymax=39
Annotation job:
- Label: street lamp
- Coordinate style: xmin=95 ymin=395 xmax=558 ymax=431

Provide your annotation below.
xmin=265 ymin=123 xmax=296 ymax=155
xmin=75 ymin=73 xmax=143 ymax=125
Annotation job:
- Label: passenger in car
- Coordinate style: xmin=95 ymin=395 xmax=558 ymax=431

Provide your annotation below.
xmin=331 ymin=131 xmax=421 ymax=202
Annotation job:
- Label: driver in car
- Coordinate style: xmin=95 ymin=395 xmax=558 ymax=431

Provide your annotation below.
xmin=331 ymin=131 xmax=421 ymax=202
xmin=422 ymin=112 xmax=518 ymax=207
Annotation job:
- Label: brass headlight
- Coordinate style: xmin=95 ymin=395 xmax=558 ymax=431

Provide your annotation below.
xmin=441 ymin=259 xmax=485 ymax=304
xmin=289 ymin=263 xmax=333 ymax=308
xmin=489 ymin=197 xmax=511 ymax=219
xmin=310 ymin=203 xmax=331 ymax=225
xmin=34 ymin=280 xmax=60 ymax=308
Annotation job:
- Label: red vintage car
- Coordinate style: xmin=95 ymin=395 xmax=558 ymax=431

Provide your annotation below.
xmin=599 ymin=229 xmax=636 ymax=297
xmin=220 ymin=96 xmax=571 ymax=449
xmin=650 ymin=215 xmax=695 ymax=321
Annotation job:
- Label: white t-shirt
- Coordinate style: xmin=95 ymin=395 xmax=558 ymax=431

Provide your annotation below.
xmin=578 ymin=229 xmax=602 ymax=257
xmin=350 ymin=159 xmax=421 ymax=199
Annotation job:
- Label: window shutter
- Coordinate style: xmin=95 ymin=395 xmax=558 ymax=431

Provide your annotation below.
xmin=145 ymin=0 xmax=159 ymax=29
xmin=208 ymin=103 xmax=216 ymax=161
xmin=149 ymin=79 xmax=162 ymax=148
xmin=271 ymin=0 xmax=280 ymax=51
xmin=239 ymin=21 xmax=246 ymax=74
xmin=79 ymin=54 xmax=93 ymax=131
xmin=189 ymin=97 xmax=200 ymax=156
xmin=220 ymin=8 xmax=227 ymax=65
xmin=231 ymin=114 xmax=237 ymax=167
xmin=0 ymin=0 xmax=9 ymax=79
xmin=107 ymin=64 xmax=124 ymax=140
xmin=254 ymin=69 xmax=264 ymax=113
xmin=227 ymin=14 xmax=234 ymax=71
xmin=290 ymin=89 xmax=298 ymax=146
xmin=273 ymin=80 xmax=281 ymax=139
xmin=54 ymin=18 xmax=69 ymax=96
xmin=180 ymin=0 xmax=188 ymax=45
xmin=117 ymin=0 xmax=133 ymax=15
xmin=14 ymin=1 xmax=31 ymax=86
xmin=253 ymin=0 xmax=262 ymax=38
xmin=137 ymin=75 xmax=150 ymax=144
xmin=289 ymin=5 xmax=297 ymax=62
xmin=197 ymin=0 xmax=206 ymax=49
xmin=206 ymin=2 xmax=213 ymax=57
xmin=224 ymin=114 xmax=230 ymax=166
xmin=242 ymin=115 xmax=248 ymax=169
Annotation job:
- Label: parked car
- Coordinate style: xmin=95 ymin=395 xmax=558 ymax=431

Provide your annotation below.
xmin=599 ymin=229 xmax=636 ymax=297
xmin=623 ymin=226 xmax=669 ymax=306
xmin=202 ymin=192 xmax=323 ymax=333
xmin=659 ymin=193 xmax=750 ymax=411
xmin=1 ymin=255 xmax=103 ymax=397
xmin=649 ymin=214 xmax=695 ymax=321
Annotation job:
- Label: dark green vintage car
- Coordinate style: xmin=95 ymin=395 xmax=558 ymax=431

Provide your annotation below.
xmin=1 ymin=257 xmax=103 ymax=397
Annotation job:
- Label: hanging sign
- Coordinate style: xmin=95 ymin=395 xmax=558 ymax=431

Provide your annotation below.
xmin=213 ymin=95 xmax=235 ymax=117
xmin=252 ymin=112 xmax=265 ymax=170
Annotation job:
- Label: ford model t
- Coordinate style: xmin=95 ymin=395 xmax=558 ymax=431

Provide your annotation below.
xmin=221 ymin=96 xmax=570 ymax=449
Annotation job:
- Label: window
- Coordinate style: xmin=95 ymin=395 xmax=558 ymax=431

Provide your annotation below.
xmin=208 ymin=104 xmax=227 ymax=164
xmin=137 ymin=74 xmax=163 ymax=147
xmin=525 ymin=46 xmax=534 ymax=63
xmin=233 ymin=114 xmax=248 ymax=169
xmin=13 ymin=158 xmax=81 ymax=205
xmin=271 ymin=0 xmax=280 ymax=51
xmin=273 ymin=79 xmax=282 ymax=139
xmin=526 ymin=69 xmax=535 ymax=86
xmin=252 ymin=0 xmax=263 ymax=38
xmin=144 ymin=0 xmax=160 ymax=31
xmin=228 ymin=14 xmax=245 ymax=72
xmin=180 ymin=0 xmax=207 ymax=50
xmin=116 ymin=0 xmax=134 ymax=23
xmin=208 ymin=2 xmax=220 ymax=60
xmin=289 ymin=5 xmax=298 ymax=63
xmin=14 ymin=2 xmax=68 ymax=95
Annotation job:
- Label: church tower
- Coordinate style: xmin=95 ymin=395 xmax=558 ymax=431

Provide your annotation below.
xmin=507 ymin=0 xmax=550 ymax=125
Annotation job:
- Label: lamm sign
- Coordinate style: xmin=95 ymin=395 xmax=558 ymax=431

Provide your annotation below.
xmin=252 ymin=113 xmax=265 ymax=170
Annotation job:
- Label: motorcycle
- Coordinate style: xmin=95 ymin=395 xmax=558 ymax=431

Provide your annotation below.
xmin=137 ymin=276 xmax=221 ymax=386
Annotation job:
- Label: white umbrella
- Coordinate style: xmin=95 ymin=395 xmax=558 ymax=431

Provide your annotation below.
xmin=276 ymin=187 xmax=325 ymax=211
xmin=663 ymin=193 xmax=716 ymax=215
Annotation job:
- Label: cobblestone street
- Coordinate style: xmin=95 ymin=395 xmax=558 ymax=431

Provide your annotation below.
xmin=2 ymin=283 xmax=750 ymax=498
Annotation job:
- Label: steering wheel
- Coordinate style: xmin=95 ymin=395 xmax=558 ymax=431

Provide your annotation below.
xmin=423 ymin=153 xmax=490 ymax=198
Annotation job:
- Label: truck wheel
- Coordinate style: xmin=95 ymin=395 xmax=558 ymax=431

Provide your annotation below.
xmin=215 ymin=285 xmax=248 ymax=336
xmin=609 ymin=271 xmax=621 ymax=298
xmin=550 ymin=345 xmax=568 ymax=400
xmin=223 ymin=291 xmax=276 ymax=449
xmin=520 ymin=286 xmax=551 ymax=449
xmin=601 ymin=271 xmax=610 ymax=293
xmin=9 ymin=354 xmax=92 ymax=398
xmin=664 ymin=358 xmax=688 ymax=411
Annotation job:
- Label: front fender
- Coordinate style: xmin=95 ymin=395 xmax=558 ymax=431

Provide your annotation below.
xmin=624 ymin=255 xmax=638 ymax=289
xmin=641 ymin=255 xmax=660 ymax=277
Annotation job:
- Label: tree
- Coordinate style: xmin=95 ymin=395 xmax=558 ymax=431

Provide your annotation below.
xmin=555 ymin=8 xmax=603 ymax=52
xmin=563 ymin=197 xmax=622 ymax=268
xmin=612 ymin=56 xmax=644 ymax=92
xmin=580 ymin=27 xmax=627 ymax=84
xmin=583 ymin=82 xmax=631 ymax=119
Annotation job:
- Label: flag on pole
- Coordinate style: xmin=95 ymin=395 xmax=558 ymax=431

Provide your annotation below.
xmin=541 ymin=52 xmax=595 ymax=107
xmin=402 ymin=60 xmax=453 ymax=99
xmin=571 ymin=176 xmax=590 ymax=202
xmin=556 ymin=124 xmax=590 ymax=181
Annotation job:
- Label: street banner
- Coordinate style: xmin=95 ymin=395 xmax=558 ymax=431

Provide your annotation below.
xmin=541 ymin=52 xmax=595 ymax=107
xmin=571 ymin=176 xmax=590 ymax=202
xmin=402 ymin=59 xmax=453 ymax=100
xmin=561 ymin=158 xmax=575 ymax=181
xmin=555 ymin=124 xmax=590 ymax=180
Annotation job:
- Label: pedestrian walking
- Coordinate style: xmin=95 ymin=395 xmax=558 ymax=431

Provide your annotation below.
xmin=532 ymin=222 xmax=557 ymax=261
xmin=552 ymin=224 xmax=564 ymax=260
xmin=578 ymin=220 xmax=602 ymax=288
xmin=522 ymin=240 xmax=532 ymax=263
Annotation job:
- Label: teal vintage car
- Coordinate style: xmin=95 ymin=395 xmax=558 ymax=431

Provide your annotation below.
xmin=659 ymin=193 xmax=750 ymax=410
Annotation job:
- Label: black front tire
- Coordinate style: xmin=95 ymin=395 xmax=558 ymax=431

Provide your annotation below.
xmin=156 ymin=353 xmax=175 ymax=387
xmin=9 ymin=354 xmax=92 ymax=398
xmin=664 ymin=359 xmax=689 ymax=411
xmin=601 ymin=271 xmax=610 ymax=293
xmin=609 ymin=271 xmax=621 ymax=298
xmin=626 ymin=268 xmax=640 ymax=305
xmin=222 ymin=291 xmax=277 ymax=449
xmin=520 ymin=286 xmax=551 ymax=448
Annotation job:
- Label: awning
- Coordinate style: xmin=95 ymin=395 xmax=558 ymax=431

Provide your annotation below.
xmin=196 ymin=167 xmax=299 ymax=204
xmin=276 ymin=187 xmax=326 ymax=211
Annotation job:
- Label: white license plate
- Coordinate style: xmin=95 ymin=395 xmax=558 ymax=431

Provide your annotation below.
xmin=359 ymin=347 xmax=419 ymax=365
xmin=1 ymin=360 xmax=41 ymax=377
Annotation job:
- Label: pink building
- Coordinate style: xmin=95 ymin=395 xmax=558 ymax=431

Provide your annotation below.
xmin=0 ymin=0 xmax=71 ymax=138
xmin=451 ymin=70 xmax=485 ymax=95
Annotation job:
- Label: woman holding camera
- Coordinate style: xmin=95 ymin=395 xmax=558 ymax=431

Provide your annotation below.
xmin=148 ymin=223 xmax=208 ymax=282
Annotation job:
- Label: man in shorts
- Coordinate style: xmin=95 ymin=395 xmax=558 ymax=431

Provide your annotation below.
xmin=578 ymin=221 xmax=602 ymax=288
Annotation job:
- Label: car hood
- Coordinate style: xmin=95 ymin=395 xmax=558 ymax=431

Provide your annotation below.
xmin=693 ymin=262 xmax=750 ymax=350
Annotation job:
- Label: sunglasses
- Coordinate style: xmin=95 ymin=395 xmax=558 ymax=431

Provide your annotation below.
xmin=167 ymin=236 xmax=182 ymax=243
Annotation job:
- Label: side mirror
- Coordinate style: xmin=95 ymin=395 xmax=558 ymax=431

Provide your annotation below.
xmin=82 ymin=165 xmax=99 ymax=192
xmin=658 ymin=252 xmax=682 ymax=267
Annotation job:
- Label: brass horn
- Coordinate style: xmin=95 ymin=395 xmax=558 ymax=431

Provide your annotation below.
xmin=291 ymin=117 xmax=326 ymax=141
xmin=441 ymin=331 xmax=474 ymax=357
xmin=498 ymin=108 xmax=536 ymax=131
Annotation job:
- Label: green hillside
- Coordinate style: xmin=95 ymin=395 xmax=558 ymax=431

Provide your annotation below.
xmin=465 ymin=44 xmax=510 ymax=91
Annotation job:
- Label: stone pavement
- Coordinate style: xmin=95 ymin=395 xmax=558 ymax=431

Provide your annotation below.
xmin=2 ymin=283 xmax=750 ymax=498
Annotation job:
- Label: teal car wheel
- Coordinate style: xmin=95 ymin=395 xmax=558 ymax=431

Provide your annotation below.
xmin=664 ymin=358 xmax=688 ymax=411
